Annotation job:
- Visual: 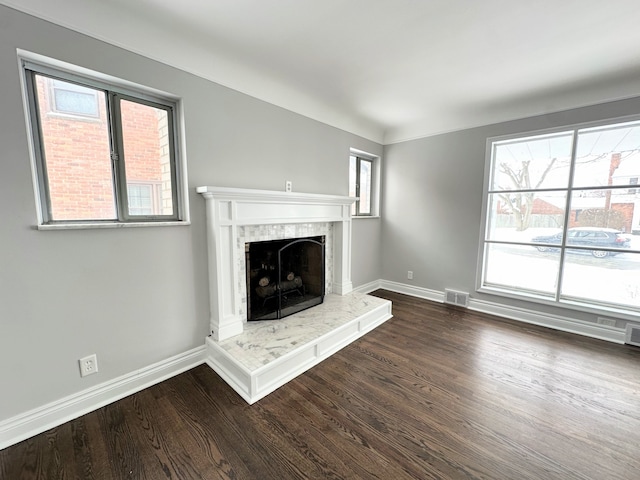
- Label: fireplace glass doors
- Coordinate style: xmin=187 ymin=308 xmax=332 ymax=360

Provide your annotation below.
xmin=246 ymin=236 xmax=325 ymax=321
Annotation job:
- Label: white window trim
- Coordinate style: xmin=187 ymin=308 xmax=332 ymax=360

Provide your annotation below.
xmin=476 ymin=114 xmax=640 ymax=321
xmin=350 ymin=148 xmax=381 ymax=218
xmin=17 ymin=49 xmax=190 ymax=228
xmin=37 ymin=221 xmax=190 ymax=231
xmin=48 ymin=78 xmax=101 ymax=118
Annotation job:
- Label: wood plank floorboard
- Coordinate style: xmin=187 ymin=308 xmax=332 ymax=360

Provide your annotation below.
xmin=2 ymin=290 xmax=639 ymax=479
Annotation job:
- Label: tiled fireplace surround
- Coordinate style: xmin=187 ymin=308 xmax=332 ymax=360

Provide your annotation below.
xmin=197 ymin=186 xmax=392 ymax=403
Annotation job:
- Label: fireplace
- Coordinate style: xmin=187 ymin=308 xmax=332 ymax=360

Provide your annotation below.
xmin=197 ymin=186 xmax=393 ymax=404
xmin=246 ymin=235 xmax=325 ymax=321
xmin=196 ymin=186 xmax=355 ymax=341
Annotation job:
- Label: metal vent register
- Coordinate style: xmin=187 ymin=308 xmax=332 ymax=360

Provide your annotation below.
xmin=444 ymin=289 xmax=469 ymax=308
xmin=625 ymin=324 xmax=640 ymax=347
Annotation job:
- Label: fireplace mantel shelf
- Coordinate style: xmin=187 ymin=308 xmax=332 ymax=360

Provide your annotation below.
xmin=196 ymin=186 xmax=355 ymax=206
xmin=196 ymin=186 xmax=356 ymax=228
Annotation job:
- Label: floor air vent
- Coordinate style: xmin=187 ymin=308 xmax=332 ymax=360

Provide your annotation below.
xmin=444 ymin=289 xmax=469 ymax=308
xmin=625 ymin=324 xmax=640 ymax=347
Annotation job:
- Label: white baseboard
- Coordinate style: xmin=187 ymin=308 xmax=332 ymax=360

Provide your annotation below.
xmin=352 ymin=279 xmax=383 ymax=294
xmin=0 ymin=346 xmax=206 ymax=450
xmin=469 ymin=298 xmax=625 ymax=344
xmin=373 ymin=279 xmax=625 ymax=344
xmin=378 ymin=279 xmax=444 ymax=303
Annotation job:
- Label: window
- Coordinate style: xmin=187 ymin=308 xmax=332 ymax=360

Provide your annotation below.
xmin=50 ymin=79 xmax=99 ymax=117
xmin=480 ymin=118 xmax=640 ymax=316
xmin=127 ymin=183 xmax=162 ymax=216
xmin=22 ymin=58 xmax=185 ymax=226
xmin=349 ymin=149 xmax=379 ymax=216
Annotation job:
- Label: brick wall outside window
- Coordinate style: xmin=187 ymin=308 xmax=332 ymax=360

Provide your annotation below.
xmin=36 ymin=76 xmax=166 ymax=220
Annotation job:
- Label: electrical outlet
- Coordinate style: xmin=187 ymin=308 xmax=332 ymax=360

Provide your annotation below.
xmin=407 ymin=270 xmax=413 ymax=280
xmin=285 ymin=180 xmax=292 ymax=192
xmin=79 ymin=354 xmax=98 ymax=377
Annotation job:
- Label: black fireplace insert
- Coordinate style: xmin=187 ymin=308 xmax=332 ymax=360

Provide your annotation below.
xmin=245 ymin=235 xmax=325 ymax=321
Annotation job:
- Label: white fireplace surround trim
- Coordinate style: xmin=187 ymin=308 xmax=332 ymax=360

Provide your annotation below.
xmin=196 ymin=186 xmax=356 ymax=341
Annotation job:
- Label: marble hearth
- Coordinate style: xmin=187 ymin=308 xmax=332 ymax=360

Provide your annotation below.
xmin=207 ymin=292 xmax=391 ymax=403
xmin=197 ymin=186 xmax=392 ymax=403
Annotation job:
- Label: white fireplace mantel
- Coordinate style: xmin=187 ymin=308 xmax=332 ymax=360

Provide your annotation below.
xmin=197 ymin=186 xmax=356 ymax=341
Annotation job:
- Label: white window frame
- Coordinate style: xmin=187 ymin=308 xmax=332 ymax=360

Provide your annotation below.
xmin=18 ymin=50 xmax=190 ymax=229
xmin=49 ymin=78 xmax=100 ymax=118
xmin=477 ymin=115 xmax=640 ymax=320
xmin=127 ymin=182 xmax=163 ymax=216
xmin=349 ymin=148 xmax=380 ymax=217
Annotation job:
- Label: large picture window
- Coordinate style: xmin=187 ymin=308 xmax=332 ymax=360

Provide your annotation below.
xmin=22 ymin=58 xmax=185 ymax=226
xmin=480 ymin=119 xmax=640 ymax=316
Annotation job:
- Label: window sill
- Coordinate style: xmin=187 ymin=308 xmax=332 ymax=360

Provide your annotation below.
xmin=478 ymin=285 xmax=640 ymax=322
xmin=37 ymin=220 xmax=190 ymax=231
xmin=353 ymin=215 xmax=380 ymax=219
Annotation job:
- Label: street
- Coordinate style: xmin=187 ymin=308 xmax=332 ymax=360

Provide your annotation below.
xmin=485 ymin=236 xmax=640 ymax=309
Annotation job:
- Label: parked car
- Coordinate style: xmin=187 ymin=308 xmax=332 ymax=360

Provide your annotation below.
xmin=532 ymin=227 xmax=631 ymax=258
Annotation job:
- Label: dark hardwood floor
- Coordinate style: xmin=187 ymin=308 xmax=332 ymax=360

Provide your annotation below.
xmin=2 ymin=290 xmax=640 ymax=479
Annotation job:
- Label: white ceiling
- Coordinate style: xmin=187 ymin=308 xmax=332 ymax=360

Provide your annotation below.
xmin=4 ymin=0 xmax=640 ymax=144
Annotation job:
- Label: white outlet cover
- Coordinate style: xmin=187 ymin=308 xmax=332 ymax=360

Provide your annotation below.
xmin=79 ymin=354 xmax=98 ymax=377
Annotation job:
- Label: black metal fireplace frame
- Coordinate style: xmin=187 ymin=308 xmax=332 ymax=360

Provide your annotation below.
xmin=246 ymin=236 xmax=325 ymax=321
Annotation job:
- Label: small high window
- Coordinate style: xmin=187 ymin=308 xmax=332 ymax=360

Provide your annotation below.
xmin=349 ymin=149 xmax=379 ymax=217
xmin=21 ymin=56 xmax=186 ymax=226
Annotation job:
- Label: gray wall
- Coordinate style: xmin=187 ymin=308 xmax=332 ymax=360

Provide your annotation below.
xmin=382 ymin=96 xmax=640 ymax=323
xmin=0 ymin=6 xmax=382 ymax=421
xmin=351 ymin=218 xmax=382 ymax=287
